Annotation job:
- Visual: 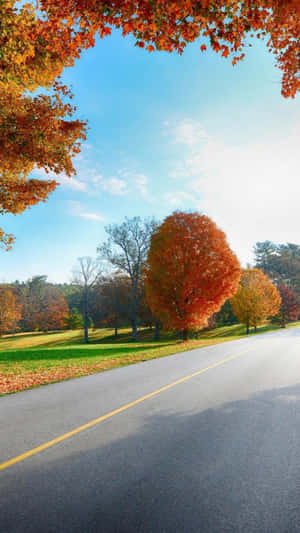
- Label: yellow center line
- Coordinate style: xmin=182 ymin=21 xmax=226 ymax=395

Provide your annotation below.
xmin=0 ymin=346 xmax=254 ymax=472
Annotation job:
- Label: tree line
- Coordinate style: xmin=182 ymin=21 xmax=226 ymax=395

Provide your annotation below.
xmin=1 ymin=212 xmax=299 ymax=339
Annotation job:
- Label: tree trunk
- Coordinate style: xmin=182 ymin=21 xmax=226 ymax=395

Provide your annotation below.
xmin=83 ymin=286 xmax=89 ymax=344
xmin=154 ymin=321 xmax=160 ymax=341
xmin=114 ymin=323 xmax=118 ymax=337
xmin=246 ymin=319 xmax=249 ymax=335
xmin=254 ymin=325 xmax=257 ymax=332
xmin=183 ymin=328 xmax=189 ymax=341
xmin=131 ymin=281 xmax=138 ymax=341
xmin=132 ymin=317 xmax=137 ymax=341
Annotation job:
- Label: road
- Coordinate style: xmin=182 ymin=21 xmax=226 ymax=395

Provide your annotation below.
xmin=1 ymin=327 xmax=300 ymax=532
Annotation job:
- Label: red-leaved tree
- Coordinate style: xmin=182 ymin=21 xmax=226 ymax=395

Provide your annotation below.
xmin=274 ymin=284 xmax=300 ymax=327
xmin=145 ymin=211 xmax=241 ymax=340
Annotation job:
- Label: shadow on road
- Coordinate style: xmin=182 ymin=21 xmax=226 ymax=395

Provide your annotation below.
xmin=2 ymin=379 xmax=300 ymax=532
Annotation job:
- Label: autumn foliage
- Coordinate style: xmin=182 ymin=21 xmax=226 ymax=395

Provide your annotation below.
xmin=145 ymin=212 xmax=241 ymax=339
xmin=231 ymin=268 xmax=281 ymax=333
xmin=0 ymin=288 xmax=21 ymax=336
xmin=36 ymin=0 xmax=300 ymax=98
xmin=21 ymin=279 xmax=69 ymax=332
xmin=0 ymin=2 xmax=87 ymax=246
xmin=274 ymin=284 xmax=300 ymax=327
xmin=1 ymin=1 xmax=299 ymax=246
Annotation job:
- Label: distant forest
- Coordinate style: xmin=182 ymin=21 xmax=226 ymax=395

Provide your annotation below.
xmin=1 ymin=240 xmax=299 ymax=337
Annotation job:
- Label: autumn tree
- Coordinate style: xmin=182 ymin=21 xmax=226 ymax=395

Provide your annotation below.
xmin=231 ymin=268 xmax=281 ymax=333
xmin=73 ymin=257 xmax=101 ymax=343
xmin=0 ymin=3 xmax=87 ymax=247
xmin=38 ymin=290 xmax=69 ymax=331
xmin=145 ymin=211 xmax=241 ymax=340
xmin=0 ymin=287 xmax=21 ymax=336
xmin=0 ymin=90 xmax=87 ymax=248
xmin=98 ymin=216 xmax=158 ymax=340
xmin=272 ymin=284 xmax=300 ymax=328
xmin=88 ymin=274 xmax=156 ymax=337
xmin=96 ymin=276 xmax=132 ymax=337
xmin=20 ymin=277 xmax=69 ymax=331
xmin=20 ymin=275 xmax=46 ymax=331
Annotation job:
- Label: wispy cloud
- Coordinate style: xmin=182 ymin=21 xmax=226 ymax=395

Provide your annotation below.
xmin=58 ymin=174 xmax=89 ymax=192
xmin=133 ymin=173 xmax=149 ymax=196
xmin=90 ymin=174 xmax=104 ymax=185
xmin=79 ymin=212 xmax=104 ymax=221
xmin=101 ymin=177 xmax=128 ymax=195
xmin=68 ymin=201 xmax=104 ymax=222
xmin=163 ymin=118 xmax=209 ymax=147
xmin=164 ymin=190 xmax=195 ymax=207
xmin=33 ymin=168 xmax=89 ymax=192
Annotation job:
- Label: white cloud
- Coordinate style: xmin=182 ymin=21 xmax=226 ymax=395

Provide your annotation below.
xmin=134 ymin=173 xmax=148 ymax=193
xmin=68 ymin=201 xmax=104 ymax=222
xmin=101 ymin=177 xmax=128 ymax=195
xmin=90 ymin=174 xmax=104 ymax=185
xmin=117 ymin=169 xmax=152 ymax=198
xmin=79 ymin=212 xmax=104 ymax=221
xmin=165 ymin=191 xmax=195 ymax=207
xmin=33 ymin=168 xmax=89 ymax=192
xmin=58 ymin=174 xmax=89 ymax=192
xmin=165 ymin=118 xmax=300 ymax=265
xmin=133 ymin=173 xmax=149 ymax=196
xmin=164 ymin=118 xmax=209 ymax=147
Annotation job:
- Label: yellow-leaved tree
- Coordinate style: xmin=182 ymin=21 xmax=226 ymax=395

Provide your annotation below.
xmin=231 ymin=268 xmax=281 ymax=333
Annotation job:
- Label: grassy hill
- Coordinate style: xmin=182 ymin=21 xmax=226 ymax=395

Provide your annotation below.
xmin=1 ymin=322 xmax=299 ymax=395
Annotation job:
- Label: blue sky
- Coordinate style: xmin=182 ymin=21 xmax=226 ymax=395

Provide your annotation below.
xmin=1 ymin=31 xmax=299 ymax=283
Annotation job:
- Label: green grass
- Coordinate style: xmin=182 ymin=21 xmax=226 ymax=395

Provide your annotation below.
xmin=1 ymin=321 xmax=299 ymax=395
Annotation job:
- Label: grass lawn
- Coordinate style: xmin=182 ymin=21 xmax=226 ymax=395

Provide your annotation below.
xmin=1 ymin=322 xmax=299 ymax=395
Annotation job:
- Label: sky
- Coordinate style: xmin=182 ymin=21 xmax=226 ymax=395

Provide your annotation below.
xmin=1 ymin=30 xmax=299 ymax=283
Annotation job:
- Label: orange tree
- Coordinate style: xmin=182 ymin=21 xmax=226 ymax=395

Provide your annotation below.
xmin=0 ymin=2 xmax=87 ymax=247
xmin=145 ymin=211 xmax=241 ymax=340
xmin=37 ymin=290 xmax=69 ymax=331
xmin=231 ymin=268 xmax=281 ymax=333
xmin=0 ymin=90 xmax=86 ymax=248
xmin=0 ymin=287 xmax=21 ymax=335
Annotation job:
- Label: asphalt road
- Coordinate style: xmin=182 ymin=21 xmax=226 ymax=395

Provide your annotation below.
xmin=1 ymin=327 xmax=300 ymax=532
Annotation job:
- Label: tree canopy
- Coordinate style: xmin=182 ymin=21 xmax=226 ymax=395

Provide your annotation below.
xmin=145 ymin=211 xmax=241 ymax=339
xmin=98 ymin=216 xmax=157 ymax=339
xmin=231 ymin=268 xmax=281 ymax=333
xmin=0 ymin=287 xmax=21 ymax=336
xmin=273 ymin=284 xmax=300 ymax=327
xmin=1 ymin=1 xmax=299 ymax=246
xmin=254 ymin=241 xmax=300 ymax=301
xmin=36 ymin=0 xmax=300 ymax=98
